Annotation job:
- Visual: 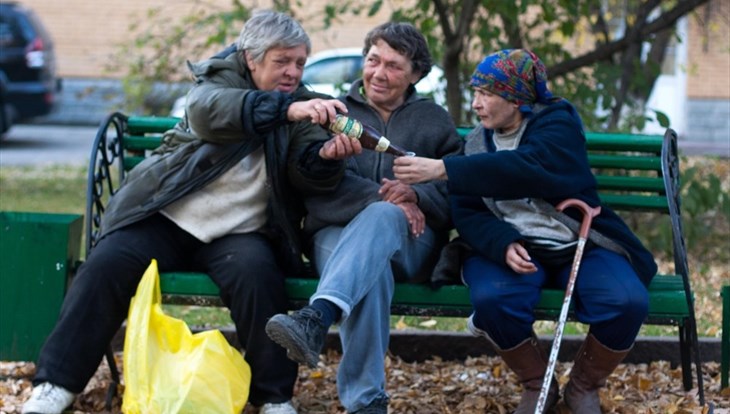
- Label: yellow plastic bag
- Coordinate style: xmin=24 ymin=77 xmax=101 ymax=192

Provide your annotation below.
xmin=122 ymin=259 xmax=251 ymax=414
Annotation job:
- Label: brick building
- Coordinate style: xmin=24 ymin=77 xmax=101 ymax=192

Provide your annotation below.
xmin=680 ymin=0 xmax=730 ymax=144
xmin=15 ymin=0 xmax=730 ymax=144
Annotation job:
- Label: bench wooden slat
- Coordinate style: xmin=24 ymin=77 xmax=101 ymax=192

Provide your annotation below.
xmin=158 ymin=272 xmax=689 ymax=320
xmin=595 ymin=175 xmax=665 ymax=192
xmin=599 ymin=194 xmax=668 ymax=211
xmin=123 ymin=158 xmax=143 ymax=171
xmin=127 ymin=116 xmax=180 ymax=134
xmin=455 ymin=127 xmax=664 ymax=153
xmin=584 ymin=133 xmax=663 ymax=152
xmin=588 ymin=154 xmax=662 ymax=170
xmin=159 ymin=271 xmax=221 ymax=296
xmin=125 ymin=135 xmax=164 ymax=150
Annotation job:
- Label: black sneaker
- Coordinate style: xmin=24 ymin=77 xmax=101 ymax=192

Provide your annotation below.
xmin=351 ymin=397 xmax=389 ymax=414
xmin=265 ymin=306 xmax=326 ymax=368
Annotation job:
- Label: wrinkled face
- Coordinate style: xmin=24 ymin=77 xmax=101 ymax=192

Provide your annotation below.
xmin=246 ymin=45 xmax=308 ymax=93
xmin=362 ymin=40 xmax=421 ymax=110
xmin=471 ymin=87 xmax=523 ymax=132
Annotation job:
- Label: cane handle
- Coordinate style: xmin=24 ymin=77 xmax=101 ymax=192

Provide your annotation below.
xmin=556 ymin=198 xmax=601 ymax=239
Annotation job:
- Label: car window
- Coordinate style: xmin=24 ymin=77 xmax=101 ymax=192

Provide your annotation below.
xmin=302 ymin=56 xmax=362 ymax=85
xmin=0 ymin=15 xmax=26 ymax=48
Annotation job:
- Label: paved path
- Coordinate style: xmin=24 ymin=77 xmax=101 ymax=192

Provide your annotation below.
xmin=0 ymin=124 xmax=98 ymax=166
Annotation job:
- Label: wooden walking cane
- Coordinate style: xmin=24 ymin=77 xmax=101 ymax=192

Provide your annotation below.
xmin=534 ymin=198 xmax=601 ymax=414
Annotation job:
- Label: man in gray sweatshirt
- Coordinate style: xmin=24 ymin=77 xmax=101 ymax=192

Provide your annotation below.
xmin=266 ymin=22 xmax=463 ymax=414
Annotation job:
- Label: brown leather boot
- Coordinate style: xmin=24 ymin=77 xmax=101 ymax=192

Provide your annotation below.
xmin=564 ymin=334 xmax=631 ymax=413
xmin=493 ymin=335 xmax=559 ymax=414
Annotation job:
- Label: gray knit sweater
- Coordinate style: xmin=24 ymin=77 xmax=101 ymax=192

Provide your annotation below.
xmin=303 ymin=80 xmax=464 ymax=236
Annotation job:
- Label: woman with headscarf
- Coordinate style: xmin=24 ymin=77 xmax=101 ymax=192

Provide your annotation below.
xmin=393 ymin=49 xmax=656 ymax=413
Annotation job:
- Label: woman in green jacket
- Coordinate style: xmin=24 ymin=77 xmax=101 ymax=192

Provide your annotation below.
xmin=23 ymin=10 xmax=359 ymax=414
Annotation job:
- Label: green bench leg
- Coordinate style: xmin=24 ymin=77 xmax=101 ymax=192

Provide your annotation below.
xmin=722 ymin=285 xmax=729 ymax=389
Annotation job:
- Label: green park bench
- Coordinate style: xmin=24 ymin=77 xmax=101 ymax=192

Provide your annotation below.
xmin=86 ymin=112 xmax=709 ymax=406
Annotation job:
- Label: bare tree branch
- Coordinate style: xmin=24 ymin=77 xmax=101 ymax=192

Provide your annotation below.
xmin=454 ymin=0 xmax=480 ymax=42
xmin=500 ymin=3 xmax=523 ymax=48
xmin=548 ymin=0 xmax=710 ymax=77
xmin=609 ymin=0 xmax=662 ymax=128
xmin=589 ymin=1 xmax=611 ymax=45
xmin=432 ymin=0 xmax=454 ymax=40
xmin=641 ymin=27 xmax=673 ymax=95
xmin=438 ymin=0 xmax=479 ymax=122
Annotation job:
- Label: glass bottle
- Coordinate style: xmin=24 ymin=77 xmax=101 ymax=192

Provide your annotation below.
xmin=327 ymin=114 xmax=414 ymax=157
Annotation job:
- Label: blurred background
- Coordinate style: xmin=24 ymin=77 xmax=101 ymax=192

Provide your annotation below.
xmin=0 ymin=0 xmax=728 ymax=150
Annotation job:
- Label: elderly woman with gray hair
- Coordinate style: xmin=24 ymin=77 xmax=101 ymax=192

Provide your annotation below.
xmin=22 ymin=10 xmax=358 ymax=414
xmin=394 ymin=49 xmax=656 ymax=413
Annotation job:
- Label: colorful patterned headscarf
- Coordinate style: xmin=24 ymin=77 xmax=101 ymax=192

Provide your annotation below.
xmin=470 ymin=49 xmax=554 ymax=114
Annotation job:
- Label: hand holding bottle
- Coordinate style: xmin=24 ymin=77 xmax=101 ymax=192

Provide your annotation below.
xmin=287 ymin=99 xmax=347 ymax=125
xmin=319 ymin=133 xmax=362 ymax=160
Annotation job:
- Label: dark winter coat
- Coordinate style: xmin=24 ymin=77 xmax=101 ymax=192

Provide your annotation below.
xmin=303 ymin=79 xmax=464 ymax=236
xmin=101 ymin=51 xmax=344 ymax=273
xmin=444 ymin=100 xmax=657 ymax=285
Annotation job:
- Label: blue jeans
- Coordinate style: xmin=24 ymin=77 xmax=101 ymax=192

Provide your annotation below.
xmin=463 ymin=247 xmax=648 ymax=351
xmin=309 ymin=202 xmax=441 ymax=412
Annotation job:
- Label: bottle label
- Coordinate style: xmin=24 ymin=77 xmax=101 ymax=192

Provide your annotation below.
xmin=330 ymin=115 xmax=362 ymax=140
xmin=375 ymin=136 xmax=390 ymax=152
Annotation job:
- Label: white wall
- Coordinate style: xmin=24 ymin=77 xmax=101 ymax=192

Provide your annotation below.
xmin=644 ymin=18 xmax=688 ymax=136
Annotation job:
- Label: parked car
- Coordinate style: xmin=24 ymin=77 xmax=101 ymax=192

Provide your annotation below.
xmin=0 ymin=2 xmax=61 ymax=128
xmin=170 ymin=47 xmax=447 ymax=118
xmin=0 ymin=76 xmax=11 ymax=136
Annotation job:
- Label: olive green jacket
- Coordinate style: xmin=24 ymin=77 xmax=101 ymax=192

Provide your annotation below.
xmin=101 ymin=51 xmax=344 ymax=273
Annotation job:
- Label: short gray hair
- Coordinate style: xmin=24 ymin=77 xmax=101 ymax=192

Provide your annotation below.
xmin=237 ymin=10 xmax=311 ymax=63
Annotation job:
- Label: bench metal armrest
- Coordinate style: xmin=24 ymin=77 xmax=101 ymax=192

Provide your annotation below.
xmin=660 ymin=127 xmax=707 ymax=404
xmin=85 ymin=112 xmax=128 ymax=257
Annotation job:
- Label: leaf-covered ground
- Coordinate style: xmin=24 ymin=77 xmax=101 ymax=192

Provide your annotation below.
xmin=1 ymin=349 xmax=728 ymax=413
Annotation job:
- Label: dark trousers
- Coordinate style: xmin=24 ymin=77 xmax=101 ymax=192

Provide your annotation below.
xmin=34 ymin=213 xmax=298 ymax=406
xmin=464 ymin=247 xmax=649 ymax=350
